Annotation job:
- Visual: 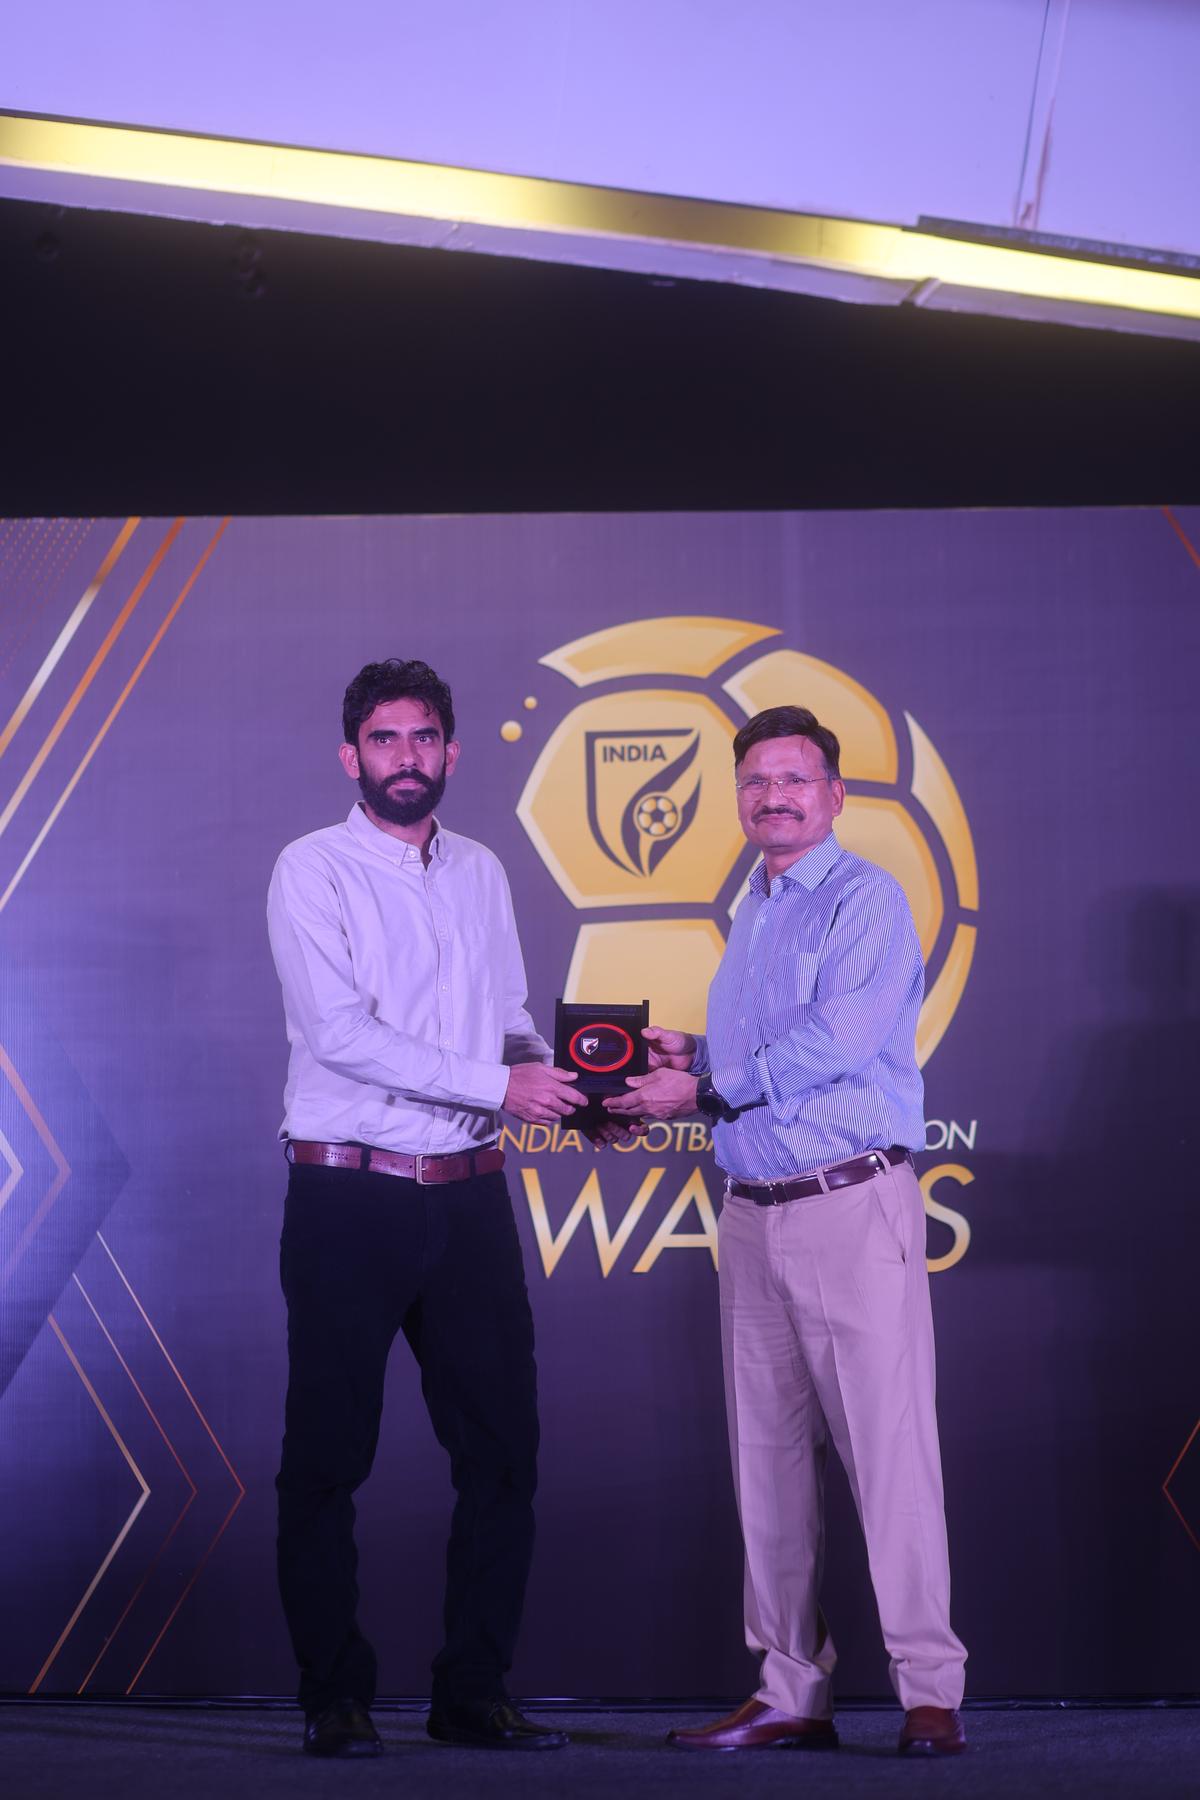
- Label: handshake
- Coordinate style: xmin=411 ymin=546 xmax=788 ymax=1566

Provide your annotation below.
xmin=503 ymin=1026 xmax=700 ymax=1138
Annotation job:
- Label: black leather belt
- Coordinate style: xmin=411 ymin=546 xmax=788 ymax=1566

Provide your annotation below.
xmin=725 ymin=1144 xmax=911 ymax=1206
xmin=285 ymin=1140 xmax=504 ymax=1185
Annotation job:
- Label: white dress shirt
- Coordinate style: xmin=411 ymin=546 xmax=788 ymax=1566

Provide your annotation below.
xmin=267 ymin=802 xmax=551 ymax=1154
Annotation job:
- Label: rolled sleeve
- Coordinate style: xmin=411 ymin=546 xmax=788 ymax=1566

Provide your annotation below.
xmin=710 ymin=1052 xmax=766 ymax=1111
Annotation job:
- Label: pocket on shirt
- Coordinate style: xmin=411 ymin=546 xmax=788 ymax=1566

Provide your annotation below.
xmin=786 ymin=952 xmax=820 ymax=1003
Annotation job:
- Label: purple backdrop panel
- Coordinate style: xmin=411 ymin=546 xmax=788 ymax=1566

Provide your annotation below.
xmin=1 ymin=508 xmax=1197 ymax=1699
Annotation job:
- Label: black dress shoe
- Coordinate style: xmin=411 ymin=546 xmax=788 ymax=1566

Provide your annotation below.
xmin=427 ymin=1700 xmax=569 ymax=1750
xmin=303 ymin=1699 xmax=383 ymax=1757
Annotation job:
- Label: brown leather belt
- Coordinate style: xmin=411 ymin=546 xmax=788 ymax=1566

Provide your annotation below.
xmin=285 ymin=1139 xmax=504 ymax=1185
xmin=726 ymin=1144 xmax=912 ymax=1207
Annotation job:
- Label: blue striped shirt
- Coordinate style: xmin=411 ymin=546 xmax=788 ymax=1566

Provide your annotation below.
xmin=693 ymin=832 xmax=925 ymax=1182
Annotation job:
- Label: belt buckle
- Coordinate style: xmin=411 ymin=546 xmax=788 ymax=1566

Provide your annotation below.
xmin=415 ymin=1152 xmax=470 ymax=1184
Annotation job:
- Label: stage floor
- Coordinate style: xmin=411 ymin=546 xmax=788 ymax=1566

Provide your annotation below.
xmin=2 ymin=1703 xmax=1197 ymax=1798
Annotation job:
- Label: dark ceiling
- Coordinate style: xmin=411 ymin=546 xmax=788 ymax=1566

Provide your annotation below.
xmin=4 ymin=195 xmax=1199 ymax=515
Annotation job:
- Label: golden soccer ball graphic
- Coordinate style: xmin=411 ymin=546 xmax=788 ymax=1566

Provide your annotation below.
xmin=512 ymin=616 xmax=978 ymax=1067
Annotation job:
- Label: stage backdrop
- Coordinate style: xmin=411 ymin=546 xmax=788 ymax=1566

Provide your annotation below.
xmin=1 ymin=509 xmax=1197 ymax=1700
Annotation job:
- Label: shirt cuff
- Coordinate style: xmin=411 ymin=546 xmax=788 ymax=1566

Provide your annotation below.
xmin=710 ymin=1054 xmax=766 ymax=1112
xmin=688 ymin=1035 xmax=712 ymax=1077
xmin=466 ymin=1058 xmax=511 ymax=1113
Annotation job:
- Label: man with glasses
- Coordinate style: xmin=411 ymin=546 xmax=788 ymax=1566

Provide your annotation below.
xmin=605 ymin=704 xmax=967 ymax=1757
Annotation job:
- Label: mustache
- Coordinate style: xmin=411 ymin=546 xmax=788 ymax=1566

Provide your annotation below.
xmin=754 ymin=805 xmax=804 ymax=821
xmin=387 ymin=768 xmax=435 ymax=790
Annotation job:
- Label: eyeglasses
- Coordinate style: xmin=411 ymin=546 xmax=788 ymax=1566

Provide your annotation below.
xmin=734 ymin=773 xmax=832 ymax=795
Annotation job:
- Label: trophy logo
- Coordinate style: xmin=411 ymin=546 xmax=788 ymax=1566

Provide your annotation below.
xmin=586 ymin=728 xmax=701 ymax=877
xmin=567 ymin=1021 xmax=635 ymax=1072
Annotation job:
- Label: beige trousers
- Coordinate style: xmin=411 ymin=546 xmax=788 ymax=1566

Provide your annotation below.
xmin=717 ymin=1156 xmax=966 ymax=1717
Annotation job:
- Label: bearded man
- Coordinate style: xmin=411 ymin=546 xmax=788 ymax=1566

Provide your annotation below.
xmin=267 ymin=659 xmax=581 ymax=1758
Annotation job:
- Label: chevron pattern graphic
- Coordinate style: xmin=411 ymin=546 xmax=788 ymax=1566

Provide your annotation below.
xmin=0 ymin=516 xmax=242 ymax=1693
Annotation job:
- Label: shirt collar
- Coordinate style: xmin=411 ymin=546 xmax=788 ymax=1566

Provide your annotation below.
xmin=346 ymin=802 xmax=449 ymax=863
xmin=749 ymin=831 xmax=842 ymax=896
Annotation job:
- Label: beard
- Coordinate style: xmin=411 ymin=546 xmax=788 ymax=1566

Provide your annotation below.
xmin=358 ymin=759 xmax=447 ymax=826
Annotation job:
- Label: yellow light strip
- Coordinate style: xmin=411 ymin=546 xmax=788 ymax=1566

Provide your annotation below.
xmin=2 ymin=112 xmax=1198 ymax=324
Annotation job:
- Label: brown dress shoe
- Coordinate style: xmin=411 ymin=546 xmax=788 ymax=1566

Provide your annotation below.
xmin=668 ymin=1698 xmax=838 ymax=1751
xmin=898 ymin=1706 xmax=967 ymax=1755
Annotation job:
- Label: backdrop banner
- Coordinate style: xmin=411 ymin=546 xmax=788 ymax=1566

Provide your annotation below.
xmin=1 ymin=508 xmax=1197 ymax=1699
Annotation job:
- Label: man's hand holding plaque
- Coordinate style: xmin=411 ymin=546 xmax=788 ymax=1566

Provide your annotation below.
xmin=601 ymin=1025 xmax=700 ymax=1132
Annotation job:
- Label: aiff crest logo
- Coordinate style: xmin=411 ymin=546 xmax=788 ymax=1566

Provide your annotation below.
xmin=510 ymin=617 xmax=978 ymax=1064
xmin=586 ymin=727 xmax=701 ymax=877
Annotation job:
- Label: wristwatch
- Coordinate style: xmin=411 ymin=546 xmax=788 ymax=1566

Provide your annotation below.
xmin=695 ymin=1073 xmax=731 ymax=1123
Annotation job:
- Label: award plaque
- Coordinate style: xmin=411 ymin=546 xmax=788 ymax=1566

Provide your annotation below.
xmin=554 ymin=998 xmax=650 ymax=1129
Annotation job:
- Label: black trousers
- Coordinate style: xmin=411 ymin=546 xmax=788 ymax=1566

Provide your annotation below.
xmin=276 ymin=1161 xmax=540 ymax=1714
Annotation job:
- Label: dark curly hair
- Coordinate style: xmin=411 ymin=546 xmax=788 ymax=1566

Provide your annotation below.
xmin=342 ymin=659 xmax=455 ymax=747
xmin=732 ymin=705 xmax=841 ymax=778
